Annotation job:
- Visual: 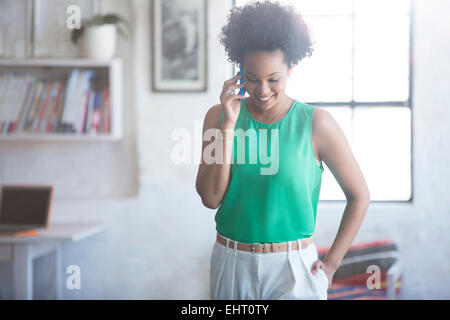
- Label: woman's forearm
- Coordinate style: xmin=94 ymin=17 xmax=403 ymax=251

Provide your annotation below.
xmin=196 ymin=126 xmax=235 ymax=209
xmin=323 ymin=195 xmax=370 ymax=271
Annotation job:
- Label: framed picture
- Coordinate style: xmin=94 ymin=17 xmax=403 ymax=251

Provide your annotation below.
xmin=152 ymin=0 xmax=207 ymax=92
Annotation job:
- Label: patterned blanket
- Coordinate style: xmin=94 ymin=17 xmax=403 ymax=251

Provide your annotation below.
xmin=317 ymin=240 xmax=403 ymax=300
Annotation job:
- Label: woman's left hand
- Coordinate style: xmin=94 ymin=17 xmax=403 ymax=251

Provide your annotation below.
xmin=311 ymin=259 xmax=336 ymax=289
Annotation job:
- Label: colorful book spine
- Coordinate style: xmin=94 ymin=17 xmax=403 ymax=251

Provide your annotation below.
xmin=81 ymin=89 xmax=91 ymax=133
xmin=14 ymin=78 xmax=33 ymax=133
xmin=103 ymin=86 xmax=111 ymax=134
xmin=0 ymin=73 xmax=13 ymax=133
xmin=9 ymin=75 xmax=31 ymax=133
xmin=41 ymin=81 xmax=58 ymax=133
xmin=34 ymin=82 xmax=52 ymax=133
xmin=17 ymin=80 xmax=37 ymax=133
xmin=85 ymin=89 xmax=95 ymax=134
xmin=3 ymin=75 xmax=17 ymax=133
xmin=30 ymin=82 xmax=49 ymax=133
xmin=91 ymin=91 xmax=101 ymax=134
xmin=24 ymin=82 xmax=44 ymax=133
xmin=55 ymin=87 xmax=66 ymax=132
xmin=78 ymin=71 xmax=94 ymax=133
xmin=99 ymin=88 xmax=105 ymax=133
xmin=60 ymin=69 xmax=79 ymax=133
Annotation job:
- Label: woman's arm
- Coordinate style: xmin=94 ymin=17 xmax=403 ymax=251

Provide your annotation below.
xmin=195 ymin=104 xmax=235 ymax=209
xmin=311 ymin=107 xmax=371 ymax=284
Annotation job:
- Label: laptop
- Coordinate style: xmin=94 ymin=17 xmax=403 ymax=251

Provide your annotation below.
xmin=0 ymin=185 xmax=54 ymax=237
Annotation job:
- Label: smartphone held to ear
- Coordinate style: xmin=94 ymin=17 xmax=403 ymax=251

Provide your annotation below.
xmin=239 ymin=64 xmax=245 ymax=97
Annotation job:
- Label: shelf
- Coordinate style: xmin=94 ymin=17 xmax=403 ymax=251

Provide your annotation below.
xmin=0 ymin=58 xmax=123 ymax=142
xmin=0 ymin=58 xmax=120 ymax=67
xmin=0 ymin=133 xmax=121 ymax=142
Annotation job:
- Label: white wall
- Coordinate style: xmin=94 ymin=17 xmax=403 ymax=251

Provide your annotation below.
xmin=1 ymin=0 xmax=449 ymax=299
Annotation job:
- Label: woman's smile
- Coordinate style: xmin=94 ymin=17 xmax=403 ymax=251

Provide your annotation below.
xmin=257 ymin=94 xmax=275 ymax=103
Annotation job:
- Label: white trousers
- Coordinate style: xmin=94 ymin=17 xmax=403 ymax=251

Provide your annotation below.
xmin=210 ymin=234 xmax=329 ymax=300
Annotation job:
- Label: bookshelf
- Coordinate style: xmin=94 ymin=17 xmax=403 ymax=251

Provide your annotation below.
xmin=0 ymin=58 xmax=123 ymax=142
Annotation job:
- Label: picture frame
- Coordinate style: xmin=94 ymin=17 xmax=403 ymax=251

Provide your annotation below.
xmin=152 ymin=0 xmax=207 ymax=92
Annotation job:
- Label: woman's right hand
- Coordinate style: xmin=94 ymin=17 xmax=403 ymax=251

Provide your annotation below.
xmin=219 ymin=72 xmax=246 ymax=128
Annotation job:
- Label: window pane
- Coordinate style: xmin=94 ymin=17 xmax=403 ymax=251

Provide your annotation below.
xmin=237 ymin=0 xmax=353 ymax=15
xmin=354 ymin=16 xmax=410 ymax=101
xmin=355 ymin=15 xmax=410 ymax=55
xmin=354 ymin=0 xmax=411 ymax=15
xmin=352 ymin=107 xmax=411 ymax=201
xmin=290 ymin=16 xmax=353 ymax=102
xmin=289 ymin=0 xmax=353 ymax=16
xmin=318 ymin=106 xmax=353 ymax=201
xmin=354 ymin=54 xmax=409 ymax=102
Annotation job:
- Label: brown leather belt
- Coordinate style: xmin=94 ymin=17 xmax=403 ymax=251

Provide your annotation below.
xmin=216 ymin=233 xmax=314 ymax=254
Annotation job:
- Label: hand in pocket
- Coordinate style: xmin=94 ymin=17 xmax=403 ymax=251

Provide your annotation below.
xmin=311 ymin=259 xmax=335 ymax=289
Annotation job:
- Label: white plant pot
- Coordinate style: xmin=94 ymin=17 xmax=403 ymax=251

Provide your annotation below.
xmin=79 ymin=24 xmax=117 ymax=60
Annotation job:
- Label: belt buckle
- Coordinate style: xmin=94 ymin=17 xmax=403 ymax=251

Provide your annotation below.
xmin=251 ymin=244 xmax=257 ymax=254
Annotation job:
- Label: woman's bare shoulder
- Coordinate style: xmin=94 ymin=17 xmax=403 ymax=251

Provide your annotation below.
xmin=208 ymin=104 xmax=222 ymax=117
xmin=312 ymin=106 xmax=337 ymax=135
xmin=312 ymin=106 xmax=351 ymax=158
xmin=312 ymin=106 xmax=341 ymax=154
xmin=203 ymin=104 xmax=223 ymax=129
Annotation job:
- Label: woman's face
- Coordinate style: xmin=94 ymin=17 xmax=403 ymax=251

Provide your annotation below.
xmin=243 ymin=49 xmax=293 ymax=111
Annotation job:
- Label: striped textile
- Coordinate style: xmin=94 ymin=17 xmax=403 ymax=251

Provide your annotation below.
xmin=327 ymin=284 xmax=388 ymax=300
xmin=317 ymin=240 xmax=403 ymax=300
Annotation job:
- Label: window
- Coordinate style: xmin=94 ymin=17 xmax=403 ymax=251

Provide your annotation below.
xmin=233 ymin=0 xmax=413 ymax=201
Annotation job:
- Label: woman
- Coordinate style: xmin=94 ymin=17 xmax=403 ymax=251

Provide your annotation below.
xmin=196 ymin=0 xmax=370 ymax=300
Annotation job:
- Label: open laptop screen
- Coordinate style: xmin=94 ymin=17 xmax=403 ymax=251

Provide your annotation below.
xmin=0 ymin=186 xmax=53 ymax=227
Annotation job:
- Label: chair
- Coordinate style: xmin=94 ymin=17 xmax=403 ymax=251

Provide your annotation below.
xmin=317 ymin=240 xmax=403 ymax=300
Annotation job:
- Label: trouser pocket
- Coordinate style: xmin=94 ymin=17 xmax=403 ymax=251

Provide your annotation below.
xmin=210 ymin=242 xmax=227 ymax=300
xmin=279 ymin=244 xmax=323 ymax=299
xmin=296 ymin=243 xmax=328 ymax=300
xmin=318 ymin=268 xmax=329 ymax=289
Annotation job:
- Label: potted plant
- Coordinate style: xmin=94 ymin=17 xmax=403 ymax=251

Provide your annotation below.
xmin=71 ymin=14 xmax=129 ymax=60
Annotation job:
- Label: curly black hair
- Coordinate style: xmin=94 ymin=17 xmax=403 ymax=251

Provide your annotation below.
xmin=219 ymin=0 xmax=314 ymax=68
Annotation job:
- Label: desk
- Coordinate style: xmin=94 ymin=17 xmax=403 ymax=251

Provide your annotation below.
xmin=0 ymin=223 xmax=105 ymax=299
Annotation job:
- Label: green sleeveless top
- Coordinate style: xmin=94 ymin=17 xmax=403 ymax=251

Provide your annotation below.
xmin=215 ymin=98 xmax=324 ymax=244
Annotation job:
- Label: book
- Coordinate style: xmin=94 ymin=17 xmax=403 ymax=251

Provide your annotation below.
xmin=98 ymin=88 xmax=105 ymax=133
xmin=91 ymin=91 xmax=101 ymax=134
xmin=41 ymin=81 xmax=59 ymax=133
xmin=2 ymin=75 xmax=16 ymax=133
xmin=60 ymin=69 xmax=79 ymax=133
xmin=35 ymin=82 xmax=52 ymax=133
xmin=13 ymin=76 xmax=33 ymax=133
xmin=103 ymin=86 xmax=111 ymax=134
xmin=60 ymin=69 xmax=95 ymax=133
xmin=30 ymin=82 xmax=49 ymax=133
xmin=24 ymin=81 xmax=44 ymax=132
xmin=0 ymin=73 xmax=13 ymax=133
xmin=17 ymin=80 xmax=37 ymax=133
xmin=80 ymin=89 xmax=91 ymax=133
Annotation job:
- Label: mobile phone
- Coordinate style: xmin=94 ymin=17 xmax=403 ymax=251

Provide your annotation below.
xmin=239 ymin=64 xmax=245 ymax=96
